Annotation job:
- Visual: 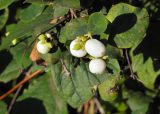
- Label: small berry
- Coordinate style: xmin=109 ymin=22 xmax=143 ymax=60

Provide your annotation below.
xmin=12 ymin=38 xmax=18 ymax=45
xmin=70 ymin=39 xmax=87 ymax=57
xmin=37 ymin=41 xmax=51 ymax=54
xmin=89 ymin=59 xmax=106 ymax=74
xmin=45 ymin=33 xmax=52 ymax=39
xmin=85 ymin=39 xmax=106 ymax=58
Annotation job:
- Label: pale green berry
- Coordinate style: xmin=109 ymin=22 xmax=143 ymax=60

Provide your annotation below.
xmin=38 ymin=34 xmax=46 ymax=42
xmin=12 ymin=38 xmax=18 ymax=45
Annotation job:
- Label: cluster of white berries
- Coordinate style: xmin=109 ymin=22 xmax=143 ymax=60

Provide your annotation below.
xmin=37 ymin=33 xmax=53 ymax=54
xmin=70 ymin=33 xmax=107 ymax=74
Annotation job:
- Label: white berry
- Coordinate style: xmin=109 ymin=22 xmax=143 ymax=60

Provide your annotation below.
xmin=45 ymin=33 xmax=52 ymax=39
xmin=70 ymin=39 xmax=87 ymax=57
xmin=37 ymin=41 xmax=51 ymax=54
xmin=89 ymin=59 xmax=106 ymax=74
xmin=85 ymin=39 xmax=106 ymax=57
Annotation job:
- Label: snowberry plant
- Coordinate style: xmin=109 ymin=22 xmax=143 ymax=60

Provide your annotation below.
xmin=0 ymin=0 xmax=160 ymax=114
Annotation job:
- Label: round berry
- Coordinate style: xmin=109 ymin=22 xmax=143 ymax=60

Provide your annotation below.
xmin=85 ymin=39 xmax=106 ymax=57
xmin=70 ymin=39 xmax=87 ymax=58
xmin=37 ymin=41 xmax=51 ymax=54
xmin=89 ymin=59 xmax=106 ymax=74
xmin=45 ymin=33 xmax=52 ymax=39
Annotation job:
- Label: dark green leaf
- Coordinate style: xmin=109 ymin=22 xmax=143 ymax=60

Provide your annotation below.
xmin=0 ymin=8 xmax=9 ymax=30
xmin=25 ymin=0 xmax=53 ymax=5
xmin=0 ymin=60 xmax=21 ymax=83
xmin=0 ymin=101 xmax=7 ymax=114
xmin=127 ymin=92 xmax=152 ymax=114
xmin=17 ymin=4 xmax=45 ymax=22
xmin=0 ymin=7 xmax=54 ymax=50
xmin=12 ymin=73 xmax=68 ymax=114
xmin=51 ymin=52 xmax=112 ymax=107
xmin=10 ymin=39 xmax=33 ymax=68
xmin=106 ymin=44 xmax=122 ymax=59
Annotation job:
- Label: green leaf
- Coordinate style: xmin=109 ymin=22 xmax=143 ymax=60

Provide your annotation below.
xmin=26 ymin=0 xmax=80 ymax=8
xmin=54 ymin=5 xmax=69 ymax=18
xmin=0 ymin=0 xmax=15 ymax=10
xmin=98 ymin=76 xmax=119 ymax=101
xmin=12 ymin=73 xmax=68 ymax=114
xmin=17 ymin=4 xmax=45 ymax=22
xmin=9 ymin=7 xmax=53 ymax=38
xmin=59 ymin=18 xmax=88 ymax=43
xmin=88 ymin=12 xmax=109 ymax=35
xmin=25 ymin=0 xmax=53 ymax=5
xmin=0 ymin=7 xmax=54 ymax=50
xmin=0 ymin=50 xmax=17 ymax=83
xmin=55 ymin=0 xmax=80 ymax=9
xmin=115 ymin=102 xmax=128 ymax=112
xmin=100 ymin=33 xmax=109 ymax=40
xmin=126 ymin=92 xmax=152 ymax=114
xmin=0 ymin=60 xmax=21 ymax=83
xmin=0 ymin=101 xmax=7 ymax=114
xmin=0 ymin=8 xmax=9 ymax=30
xmin=131 ymin=54 xmax=160 ymax=89
xmin=10 ymin=39 xmax=33 ymax=68
xmin=106 ymin=59 xmax=121 ymax=75
xmin=98 ymin=59 xmax=120 ymax=101
xmin=106 ymin=3 xmax=149 ymax=48
xmin=51 ymin=52 xmax=112 ymax=107
xmin=40 ymin=48 xmax=62 ymax=64
xmin=106 ymin=44 xmax=122 ymax=59
xmin=0 ymin=38 xmax=33 ymax=83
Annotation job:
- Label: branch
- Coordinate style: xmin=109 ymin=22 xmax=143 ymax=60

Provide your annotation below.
xmin=83 ymin=101 xmax=89 ymax=114
xmin=70 ymin=8 xmax=77 ymax=18
xmin=124 ymin=49 xmax=137 ymax=79
xmin=60 ymin=59 xmax=71 ymax=77
xmin=8 ymin=85 xmax=23 ymax=114
xmin=94 ymin=98 xmax=105 ymax=114
xmin=0 ymin=69 xmax=43 ymax=100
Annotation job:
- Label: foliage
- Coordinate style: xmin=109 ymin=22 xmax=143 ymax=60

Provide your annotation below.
xmin=0 ymin=0 xmax=160 ymax=114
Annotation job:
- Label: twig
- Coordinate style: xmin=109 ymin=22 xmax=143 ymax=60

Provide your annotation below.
xmin=70 ymin=8 xmax=77 ymax=18
xmin=94 ymin=98 xmax=105 ymax=114
xmin=8 ymin=85 xmax=23 ymax=114
xmin=84 ymin=101 xmax=89 ymax=114
xmin=60 ymin=59 xmax=71 ymax=77
xmin=0 ymin=69 xmax=43 ymax=100
xmin=124 ymin=49 xmax=136 ymax=79
xmin=9 ymin=14 xmax=70 ymax=49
